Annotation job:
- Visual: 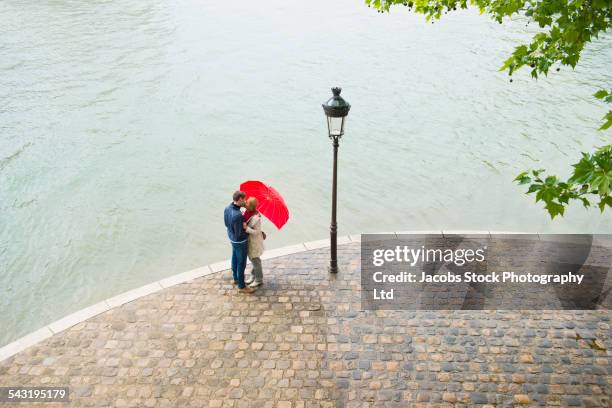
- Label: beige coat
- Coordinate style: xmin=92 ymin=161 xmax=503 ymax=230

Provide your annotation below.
xmin=245 ymin=213 xmax=264 ymax=259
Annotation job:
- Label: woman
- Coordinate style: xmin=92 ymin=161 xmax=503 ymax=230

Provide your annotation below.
xmin=243 ymin=197 xmax=265 ymax=287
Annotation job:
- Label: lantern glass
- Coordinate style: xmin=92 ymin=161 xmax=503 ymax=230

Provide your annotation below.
xmin=327 ymin=115 xmax=346 ymax=137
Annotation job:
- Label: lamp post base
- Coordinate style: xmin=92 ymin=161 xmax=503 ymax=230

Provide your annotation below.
xmin=328 ymin=265 xmax=338 ymax=274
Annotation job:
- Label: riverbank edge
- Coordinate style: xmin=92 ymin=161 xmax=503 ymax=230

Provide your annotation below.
xmin=0 ymin=230 xmax=539 ymax=363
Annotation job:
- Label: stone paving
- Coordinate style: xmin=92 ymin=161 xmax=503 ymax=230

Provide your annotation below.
xmin=0 ymin=242 xmax=610 ymax=407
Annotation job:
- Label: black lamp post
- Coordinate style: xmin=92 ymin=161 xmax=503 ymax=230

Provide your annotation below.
xmin=322 ymin=87 xmax=350 ymax=274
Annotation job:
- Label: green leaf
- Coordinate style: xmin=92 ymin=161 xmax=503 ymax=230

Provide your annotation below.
xmin=527 ymin=184 xmax=541 ymax=193
xmin=514 ymin=171 xmax=531 ymax=184
xmin=598 ymin=196 xmax=612 ymax=212
xmin=544 ymin=175 xmax=557 ymax=185
xmin=570 ymin=156 xmax=596 ymax=184
xmin=545 ymin=201 xmax=565 ymax=219
xmin=597 ymin=174 xmax=611 ymax=195
xmin=600 ymin=111 xmax=612 ymax=130
xmin=500 ymin=55 xmax=515 ymax=72
xmin=594 ymin=89 xmax=609 ymax=99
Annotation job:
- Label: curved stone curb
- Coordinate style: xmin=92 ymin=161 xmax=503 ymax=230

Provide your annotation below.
xmin=0 ymin=230 xmax=537 ymax=363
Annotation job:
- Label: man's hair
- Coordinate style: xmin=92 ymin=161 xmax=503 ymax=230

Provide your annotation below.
xmin=233 ymin=190 xmax=246 ymax=202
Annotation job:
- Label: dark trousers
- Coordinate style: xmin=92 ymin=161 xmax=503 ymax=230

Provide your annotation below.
xmin=231 ymin=241 xmax=248 ymax=289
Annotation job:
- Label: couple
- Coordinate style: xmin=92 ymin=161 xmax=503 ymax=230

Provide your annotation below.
xmin=223 ymin=190 xmax=265 ymax=294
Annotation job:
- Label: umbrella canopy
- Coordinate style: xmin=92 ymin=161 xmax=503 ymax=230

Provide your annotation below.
xmin=240 ymin=180 xmax=289 ymax=230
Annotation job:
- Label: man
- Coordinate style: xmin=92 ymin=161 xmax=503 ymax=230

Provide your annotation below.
xmin=224 ymin=191 xmax=256 ymax=294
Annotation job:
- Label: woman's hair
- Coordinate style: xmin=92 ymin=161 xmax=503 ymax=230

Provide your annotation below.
xmin=246 ymin=197 xmax=258 ymax=211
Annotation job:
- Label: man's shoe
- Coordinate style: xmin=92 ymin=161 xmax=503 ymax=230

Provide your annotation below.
xmin=248 ymin=281 xmax=262 ymax=288
xmin=232 ymin=281 xmax=238 ymax=287
xmin=238 ymin=287 xmax=256 ymax=294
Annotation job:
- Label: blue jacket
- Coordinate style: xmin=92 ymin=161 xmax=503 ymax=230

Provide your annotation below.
xmin=224 ymin=203 xmax=248 ymax=243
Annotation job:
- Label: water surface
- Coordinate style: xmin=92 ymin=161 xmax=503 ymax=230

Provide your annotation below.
xmin=1 ymin=0 xmax=610 ymax=346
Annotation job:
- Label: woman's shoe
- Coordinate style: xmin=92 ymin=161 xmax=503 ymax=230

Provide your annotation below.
xmin=238 ymin=287 xmax=256 ymax=294
xmin=248 ymin=281 xmax=262 ymax=288
xmin=245 ymin=277 xmax=255 ymax=285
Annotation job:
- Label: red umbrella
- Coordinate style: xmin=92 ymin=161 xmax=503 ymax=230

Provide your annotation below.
xmin=240 ymin=180 xmax=289 ymax=230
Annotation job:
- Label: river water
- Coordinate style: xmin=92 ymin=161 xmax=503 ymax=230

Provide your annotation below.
xmin=0 ymin=0 xmax=610 ymax=346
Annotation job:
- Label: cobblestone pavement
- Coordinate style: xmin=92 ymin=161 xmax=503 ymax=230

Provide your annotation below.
xmin=0 ymin=242 xmax=610 ymax=407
